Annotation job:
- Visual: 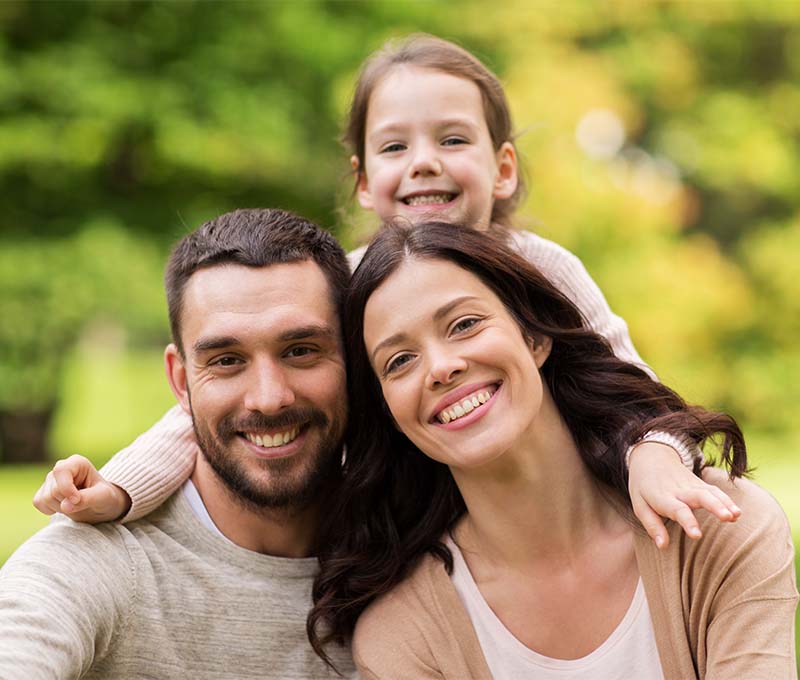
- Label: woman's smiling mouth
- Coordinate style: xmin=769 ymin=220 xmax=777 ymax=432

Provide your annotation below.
xmin=431 ymin=382 xmax=500 ymax=425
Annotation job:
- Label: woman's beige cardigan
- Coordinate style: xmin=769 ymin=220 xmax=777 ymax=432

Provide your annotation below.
xmin=354 ymin=471 xmax=798 ymax=679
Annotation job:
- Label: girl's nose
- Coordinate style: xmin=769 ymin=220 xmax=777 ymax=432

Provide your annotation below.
xmin=409 ymin=145 xmax=443 ymax=178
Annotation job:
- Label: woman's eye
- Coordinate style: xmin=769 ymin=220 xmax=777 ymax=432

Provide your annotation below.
xmin=386 ymin=353 xmax=413 ymax=375
xmin=452 ymin=317 xmax=480 ymax=334
xmin=380 ymin=142 xmax=406 ymax=154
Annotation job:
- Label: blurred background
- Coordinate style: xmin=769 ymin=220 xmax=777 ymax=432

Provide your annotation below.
xmin=0 ymin=0 xmax=797 ymax=657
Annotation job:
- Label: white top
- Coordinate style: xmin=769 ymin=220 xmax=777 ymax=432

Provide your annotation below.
xmin=447 ymin=537 xmax=664 ymax=679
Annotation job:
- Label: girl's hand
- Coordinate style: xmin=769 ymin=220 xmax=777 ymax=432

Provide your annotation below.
xmin=628 ymin=442 xmax=742 ymax=549
xmin=32 ymin=454 xmax=131 ymax=523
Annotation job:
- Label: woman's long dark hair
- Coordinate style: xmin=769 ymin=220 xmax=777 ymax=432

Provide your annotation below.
xmin=308 ymin=221 xmax=747 ymax=668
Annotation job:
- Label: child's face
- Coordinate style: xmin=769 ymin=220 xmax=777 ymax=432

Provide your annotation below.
xmin=355 ymin=65 xmax=517 ymax=231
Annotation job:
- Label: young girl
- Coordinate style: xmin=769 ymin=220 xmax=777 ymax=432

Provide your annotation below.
xmin=33 ymin=34 xmax=740 ymax=546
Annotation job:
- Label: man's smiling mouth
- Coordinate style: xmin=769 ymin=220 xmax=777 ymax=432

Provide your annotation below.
xmin=243 ymin=426 xmax=300 ymax=449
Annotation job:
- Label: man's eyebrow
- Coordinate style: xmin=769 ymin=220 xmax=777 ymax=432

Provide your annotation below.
xmin=277 ymin=324 xmax=337 ymax=343
xmin=193 ymin=336 xmax=240 ymax=354
xmin=370 ymin=296 xmax=478 ymax=364
xmin=192 ymin=325 xmax=336 ymax=355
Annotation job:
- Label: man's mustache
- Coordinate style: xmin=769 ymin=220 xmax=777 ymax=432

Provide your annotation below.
xmin=217 ymin=407 xmax=329 ymax=439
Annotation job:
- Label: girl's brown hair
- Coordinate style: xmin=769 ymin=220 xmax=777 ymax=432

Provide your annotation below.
xmin=344 ymin=34 xmax=525 ymax=226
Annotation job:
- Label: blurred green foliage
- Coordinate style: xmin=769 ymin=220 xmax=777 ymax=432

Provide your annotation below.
xmin=0 ymin=0 xmax=798 ymax=463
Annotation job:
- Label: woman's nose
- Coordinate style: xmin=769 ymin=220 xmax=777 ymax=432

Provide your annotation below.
xmin=424 ymin=350 xmax=467 ymax=390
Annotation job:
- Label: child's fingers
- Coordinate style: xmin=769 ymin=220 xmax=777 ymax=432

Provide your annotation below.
xmin=632 ymin=497 xmax=670 ymax=550
xmin=672 ymin=504 xmax=703 ymax=540
xmin=51 ymin=462 xmax=82 ymax=507
xmin=32 ymin=472 xmax=62 ymax=515
xmin=677 ymin=487 xmax=739 ymax=523
xmin=709 ymin=485 xmax=742 ymax=518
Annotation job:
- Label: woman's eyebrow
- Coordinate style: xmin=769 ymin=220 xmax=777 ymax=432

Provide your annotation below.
xmin=370 ymin=295 xmax=478 ymax=363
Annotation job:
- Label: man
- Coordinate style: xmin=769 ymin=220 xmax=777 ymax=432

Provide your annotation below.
xmin=0 ymin=209 xmax=355 ymax=678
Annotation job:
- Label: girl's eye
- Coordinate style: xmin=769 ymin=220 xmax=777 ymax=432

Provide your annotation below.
xmin=451 ymin=317 xmax=480 ymax=334
xmin=380 ymin=142 xmax=406 ymax=154
xmin=385 ymin=353 xmax=414 ymax=375
xmin=442 ymin=137 xmax=468 ymax=146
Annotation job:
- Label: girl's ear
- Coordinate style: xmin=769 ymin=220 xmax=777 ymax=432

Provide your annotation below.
xmin=493 ymin=142 xmax=518 ymax=201
xmin=530 ymin=335 xmax=553 ymax=368
xmin=352 ymin=155 xmax=374 ymax=210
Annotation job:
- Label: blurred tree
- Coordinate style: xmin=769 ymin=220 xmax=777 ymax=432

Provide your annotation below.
xmin=0 ymin=223 xmax=164 ymax=461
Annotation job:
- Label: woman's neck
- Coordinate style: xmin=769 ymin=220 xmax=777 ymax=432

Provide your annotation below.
xmin=451 ymin=387 xmax=628 ymax=568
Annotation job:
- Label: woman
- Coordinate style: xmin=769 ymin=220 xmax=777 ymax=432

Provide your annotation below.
xmin=309 ymin=221 xmax=797 ymax=678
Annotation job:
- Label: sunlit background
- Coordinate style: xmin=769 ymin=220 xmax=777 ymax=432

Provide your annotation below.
xmin=1 ymin=0 xmax=798 ymax=662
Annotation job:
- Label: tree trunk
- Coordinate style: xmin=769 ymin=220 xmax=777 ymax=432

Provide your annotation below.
xmin=0 ymin=407 xmax=54 ymax=463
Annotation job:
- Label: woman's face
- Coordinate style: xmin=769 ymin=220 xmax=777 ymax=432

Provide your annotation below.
xmin=363 ymin=257 xmax=551 ymax=470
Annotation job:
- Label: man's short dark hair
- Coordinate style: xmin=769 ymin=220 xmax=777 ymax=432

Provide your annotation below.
xmin=165 ymin=208 xmax=349 ymax=355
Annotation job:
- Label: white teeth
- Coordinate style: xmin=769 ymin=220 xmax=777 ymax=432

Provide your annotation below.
xmin=245 ymin=427 xmax=299 ymax=449
xmin=437 ymin=390 xmax=495 ymax=424
xmin=405 ymin=193 xmax=453 ymax=206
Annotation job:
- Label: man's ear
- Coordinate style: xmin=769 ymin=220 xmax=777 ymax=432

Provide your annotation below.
xmin=531 ymin=335 xmax=553 ymax=368
xmin=165 ymin=343 xmax=191 ymax=415
xmin=493 ymin=142 xmax=518 ymax=201
xmin=352 ymin=155 xmax=374 ymax=210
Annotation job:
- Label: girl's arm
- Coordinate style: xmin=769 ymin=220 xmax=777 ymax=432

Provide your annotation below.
xmin=33 ymin=405 xmax=198 ymax=523
xmin=510 ymin=230 xmax=741 ymax=545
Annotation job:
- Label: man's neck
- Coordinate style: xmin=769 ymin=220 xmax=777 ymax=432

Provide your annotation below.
xmin=190 ymin=460 xmax=319 ymax=558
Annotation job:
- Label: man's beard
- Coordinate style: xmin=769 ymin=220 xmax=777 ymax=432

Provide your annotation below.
xmin=191 ymin=406 xmax=343 ymax=514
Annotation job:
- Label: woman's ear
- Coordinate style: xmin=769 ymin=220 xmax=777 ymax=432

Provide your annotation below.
xmin=352 ymin=155 xmax=374 ymax=210
xmin=493 ymin=142 xmax=518 ymax=201
xmin=530 ymin=335 xmax=553 ymax=368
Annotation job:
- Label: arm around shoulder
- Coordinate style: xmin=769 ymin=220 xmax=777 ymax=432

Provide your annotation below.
xmin=100 ymin=404 xmax=198 ymax=521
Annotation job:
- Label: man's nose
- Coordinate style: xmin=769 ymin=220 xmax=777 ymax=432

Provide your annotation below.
xmin=243 ymin=359 xmax=296 ymax=413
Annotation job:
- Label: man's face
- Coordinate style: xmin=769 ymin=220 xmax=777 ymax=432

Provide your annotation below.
xmin=166 ymin=260 xmax=347 ymax=512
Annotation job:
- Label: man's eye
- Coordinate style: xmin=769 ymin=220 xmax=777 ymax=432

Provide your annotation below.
xmin=213 ymin=356 xmax=241 ymax=367
xmin=286 ymin=346 xmax=316 ymax=359
xmin=386 ymin=353 xmax=413 ymax=375
xmin=380 ymin=142 xmax=406 ymax=153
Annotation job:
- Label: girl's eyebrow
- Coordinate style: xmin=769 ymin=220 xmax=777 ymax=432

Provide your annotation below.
xmin=368 ymin=117 xmax=478 ymax=142
xmin=370 ymin=295 xmax=478 ymax=363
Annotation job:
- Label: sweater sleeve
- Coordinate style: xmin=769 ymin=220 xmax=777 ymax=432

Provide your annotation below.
xmin=0 ymin=522 xmax=134 ymax=679
xmin=510 ymin=229 xmax=700 ymax=470
xmin=100 ymin=404 xmax=198 ymax=522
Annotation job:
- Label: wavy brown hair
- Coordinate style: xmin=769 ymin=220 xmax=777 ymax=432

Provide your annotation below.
xmin=308 ymin=221 xmax=747 ymax=669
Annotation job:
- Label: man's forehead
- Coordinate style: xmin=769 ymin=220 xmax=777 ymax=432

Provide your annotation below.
xmin=180 ymin=260 xmax=339 ymax=343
